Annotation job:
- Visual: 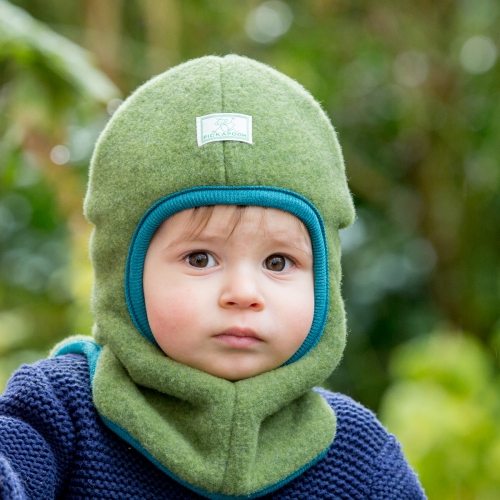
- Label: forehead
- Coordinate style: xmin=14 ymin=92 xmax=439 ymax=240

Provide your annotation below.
xmin=153 ymin=205 xmax=311 ymax=246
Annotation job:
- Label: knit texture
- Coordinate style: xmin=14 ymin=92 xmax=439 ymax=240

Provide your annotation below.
xmin=81 ymin=54 xmax=355 ymax=496
xmin=0 ymin=355 xmax=426 ymax=500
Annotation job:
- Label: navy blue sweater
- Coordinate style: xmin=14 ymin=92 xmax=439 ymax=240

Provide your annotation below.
xmin=0 ymin=355 xmax=425 ymax=499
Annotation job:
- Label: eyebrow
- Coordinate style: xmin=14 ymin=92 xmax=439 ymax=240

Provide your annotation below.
xmin=166 ymin=233 xmax=226 ymax=249
xmin=165 ymin=229 xmax=313 ymax=257
xmin=263 ymin=229 xmax=313 ymax=255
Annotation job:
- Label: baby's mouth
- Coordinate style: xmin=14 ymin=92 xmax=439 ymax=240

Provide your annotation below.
xmin=214 ymin=327 xmax=263 ymax=348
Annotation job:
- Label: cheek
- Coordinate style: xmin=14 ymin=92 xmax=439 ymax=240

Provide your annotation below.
xmin=277 ymin=280 xmax=315 ymax=341
xmin=147 ymin=296 xmax=188 ymax=335
xmin=290 ymin=301 xmax=315 ymax=340
xmin=144 ymin=280 xmax=199 ymax=337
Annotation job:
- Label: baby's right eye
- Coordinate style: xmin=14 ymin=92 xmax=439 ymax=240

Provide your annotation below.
xmin=186 ymin=252 xmax=216 ymax=268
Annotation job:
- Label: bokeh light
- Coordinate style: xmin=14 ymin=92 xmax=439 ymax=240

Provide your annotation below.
xmin=245 ymin=1 xmax=293 ymax=44
xmin=460 ymin=35 xmax=498 ymax=74
xmin=50 ymin=145 xmax=71 ymax=165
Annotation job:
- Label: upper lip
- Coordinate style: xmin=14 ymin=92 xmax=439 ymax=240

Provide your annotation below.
xmin=216 ymin=327 xmax=262 ymax=339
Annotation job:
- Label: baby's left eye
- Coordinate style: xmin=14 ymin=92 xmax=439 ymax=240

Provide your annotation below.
xmin=263 ymin=254 xmax=292 ymax=272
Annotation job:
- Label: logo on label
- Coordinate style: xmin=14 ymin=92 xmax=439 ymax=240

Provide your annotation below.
xmin=196 ymin=113 xmax=253 ymax=146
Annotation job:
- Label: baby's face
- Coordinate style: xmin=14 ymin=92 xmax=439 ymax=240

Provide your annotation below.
xmin=143 ymin=205 xmax=314 ymax=381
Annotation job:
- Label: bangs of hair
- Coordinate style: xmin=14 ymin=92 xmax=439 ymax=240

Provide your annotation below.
xmin=185 ymin=205 xmax=310 ymax=244
xmin=153 ymin=205 xmax=310 ymax=249
xmin=186 ymin=205 xmax=250 ymax=241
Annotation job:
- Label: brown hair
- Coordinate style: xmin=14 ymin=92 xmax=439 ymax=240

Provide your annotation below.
xmin=152 ymin=205 xmax=311 ymax=251
xmin=186 ymin=205 xmax=252 ymax=241
xmin=185 ymin=205 xmax=310 ymax=246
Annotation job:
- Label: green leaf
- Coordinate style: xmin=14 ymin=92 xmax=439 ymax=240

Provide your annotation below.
xmin=0 ymin=0 xmax=120 ymax=103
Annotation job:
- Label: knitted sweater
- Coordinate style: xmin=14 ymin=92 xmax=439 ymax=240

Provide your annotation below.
xmin=0 ymin=355 xmax=426 ymax=499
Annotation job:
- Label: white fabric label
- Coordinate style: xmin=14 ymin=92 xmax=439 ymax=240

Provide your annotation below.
xmin=196 ymin=113 xmax=253 ymax=146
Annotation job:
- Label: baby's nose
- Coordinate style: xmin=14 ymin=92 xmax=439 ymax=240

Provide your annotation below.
xmin=219 ymin=271 xmax=265 ymax=311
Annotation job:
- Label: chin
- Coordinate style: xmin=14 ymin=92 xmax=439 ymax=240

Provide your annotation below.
xmin=208 ymin=364 xmax=271 ymax=382
xmin=209 ymin=370 xmax=254 ymax=381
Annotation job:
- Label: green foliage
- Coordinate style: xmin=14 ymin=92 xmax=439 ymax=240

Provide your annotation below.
xmin=0 ymin=0 xmax=118 ymax=104
xmin=380 ymin=332 xmax=500 ymax=499
xmin=0 ymin=0 xmax=118 ymax=389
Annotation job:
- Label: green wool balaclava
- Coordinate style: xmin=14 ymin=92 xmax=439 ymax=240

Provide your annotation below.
xmin=53 ymin=55 xmax=355 ymax=499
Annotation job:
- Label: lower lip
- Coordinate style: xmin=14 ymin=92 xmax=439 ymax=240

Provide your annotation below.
xmin=214 ymin=334 xmax=262 ymax=348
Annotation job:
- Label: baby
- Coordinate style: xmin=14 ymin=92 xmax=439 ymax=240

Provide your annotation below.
xmin=0 ymin=55 xmax=426 ymax=499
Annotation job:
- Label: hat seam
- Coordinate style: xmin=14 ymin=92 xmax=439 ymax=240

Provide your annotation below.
xmin=218 ymin=58 xmax=228 ymax=185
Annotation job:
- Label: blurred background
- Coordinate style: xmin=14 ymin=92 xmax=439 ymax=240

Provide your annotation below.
xmin=1 ymin=0 xmax=500 ymax=497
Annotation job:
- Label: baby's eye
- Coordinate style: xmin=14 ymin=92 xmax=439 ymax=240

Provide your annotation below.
xmin=186 ymin=252 xmax=216 ymax=268
xmin=264 ymin=254 xmax=292 ymax=272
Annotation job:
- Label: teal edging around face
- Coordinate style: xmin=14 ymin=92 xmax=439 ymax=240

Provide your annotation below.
xmin=52 ymin=340 xmax=102 ymax=385
xmin=125 ymin=186 xmax=329 ymax=365
xmin=100 ymin=413 xmax=329 ymax=499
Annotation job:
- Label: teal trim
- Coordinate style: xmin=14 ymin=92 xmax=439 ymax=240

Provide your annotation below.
xmin=100 ymin=413 xmax=329 ymax=499
xmin=124 ymin=186 xmax=329 ymax=364
xmin=52 ymin=340 xmax=102 ymax=384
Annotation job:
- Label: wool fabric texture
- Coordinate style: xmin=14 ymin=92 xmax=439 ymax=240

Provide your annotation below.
xmin=69 ymin=54 xmax=357 ymax=497
xmin=0 ymin=355 xmax=426 ymax=499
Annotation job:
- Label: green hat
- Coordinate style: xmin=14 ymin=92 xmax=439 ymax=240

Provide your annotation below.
xmin=53 ymin=54 xmax=355 ymax=499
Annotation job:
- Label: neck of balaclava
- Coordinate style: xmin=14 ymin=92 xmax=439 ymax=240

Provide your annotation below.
xmin=54 ymin=324 xmax=337 ymax=499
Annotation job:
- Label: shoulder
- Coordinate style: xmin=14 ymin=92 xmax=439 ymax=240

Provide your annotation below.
xmin=322 ymin=388 xmax=426 ymax=499
xmin=315 ymin=388 xmax=390 ymax=449
xmin=272 ymin=388 xmax=426 ymax=499
xmin=2 ymin=354 xmax=92 ymax=400
xmin=0 ymin=355 xmax=99 ymax=498
xmin=0 ymin=354 xmax=94 ymax=430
